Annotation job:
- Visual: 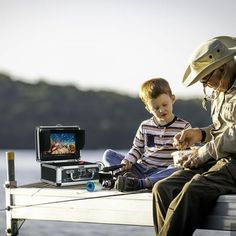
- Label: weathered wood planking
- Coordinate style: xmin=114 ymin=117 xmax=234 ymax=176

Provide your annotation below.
xmin=5 ymin=182 xmax=236 ymax=235
xmin=8 ymin=183 xmax=153 ymax=226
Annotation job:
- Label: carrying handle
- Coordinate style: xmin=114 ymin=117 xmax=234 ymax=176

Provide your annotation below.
xmin=70 ymin=167 xmax=96 ymax=182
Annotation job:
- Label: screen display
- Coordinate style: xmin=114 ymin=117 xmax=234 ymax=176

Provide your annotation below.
xmin=48 ymin=133 xmax=76 ymax=155
xmin=36 ymin=126 xmax=85 ymax=161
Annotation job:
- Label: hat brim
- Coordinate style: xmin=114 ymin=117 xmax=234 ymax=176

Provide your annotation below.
xmin=182 ymin=49 xmax=236 ymax=87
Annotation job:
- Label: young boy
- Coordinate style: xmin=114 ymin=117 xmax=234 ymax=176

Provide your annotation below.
xmin=102 ymin=78 xmax=191 ymax=192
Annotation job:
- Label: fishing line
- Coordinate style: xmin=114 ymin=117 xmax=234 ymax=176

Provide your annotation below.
xmin=3 ymin=190 xmax=149 ymax=234
xmin=7 ymin=189 xmax=149 ymax=210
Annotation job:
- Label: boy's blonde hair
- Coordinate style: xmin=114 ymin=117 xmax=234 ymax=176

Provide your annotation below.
xmin=139 ymin=78 xmax=173 ymax=104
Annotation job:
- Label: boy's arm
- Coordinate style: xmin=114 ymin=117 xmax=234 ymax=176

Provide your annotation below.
xmin=123 ymin=124 xmax=144 ymax=164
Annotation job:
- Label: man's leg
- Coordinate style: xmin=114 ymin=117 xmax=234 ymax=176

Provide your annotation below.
xmin=158 ymin=160 xmax=236 ymax=236
xmin=152 ymin=169 xmax=196 ymax=235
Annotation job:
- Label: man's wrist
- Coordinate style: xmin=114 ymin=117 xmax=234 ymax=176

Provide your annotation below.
xmin=200 ymin=129 xmax=206 ymax=142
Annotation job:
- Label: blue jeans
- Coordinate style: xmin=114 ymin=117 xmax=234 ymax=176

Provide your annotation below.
xmin=102 ymin=149 xmax=178 ymax=186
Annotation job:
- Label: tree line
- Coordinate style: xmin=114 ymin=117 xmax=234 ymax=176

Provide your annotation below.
xmin=0 ymin=73 xmax=211 ymax=150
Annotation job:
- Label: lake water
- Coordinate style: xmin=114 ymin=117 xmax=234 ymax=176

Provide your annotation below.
xmin=0 ymin=149 xmax=154 ymax=236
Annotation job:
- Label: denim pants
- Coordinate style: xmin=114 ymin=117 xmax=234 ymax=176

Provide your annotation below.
xmin=102 ymin=149 xmax=178 ymax=186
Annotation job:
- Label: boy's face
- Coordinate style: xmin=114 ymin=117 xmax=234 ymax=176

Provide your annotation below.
xmin=146 ymin=93 xmax=175 ymax=125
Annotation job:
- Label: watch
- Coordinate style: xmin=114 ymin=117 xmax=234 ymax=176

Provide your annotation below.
xmin=200 ymin=129 xmax=206 ymax=143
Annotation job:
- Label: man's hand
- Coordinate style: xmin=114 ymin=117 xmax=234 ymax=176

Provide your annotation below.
xmin=173 ymin=128 xmax=203 ymax=150
xmin=120 ymin=159 xmax=133 ymax=171
xmin=176 ymin=148 xmax=205 ymax=169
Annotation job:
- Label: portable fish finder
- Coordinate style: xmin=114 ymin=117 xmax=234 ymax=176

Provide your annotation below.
xmin=35 ymin=125 xmax=101 ymax=186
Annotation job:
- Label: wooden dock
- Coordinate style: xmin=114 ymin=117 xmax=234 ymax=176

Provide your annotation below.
xmin=4 ymin=151 xmax=236 ymax=236
xmin=5 ymin=181 xmax=236 ymax=236
xmin=5 ymin=182 xmax=153 ymax=235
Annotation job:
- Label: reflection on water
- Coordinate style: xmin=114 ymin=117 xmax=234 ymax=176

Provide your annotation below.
xmin=0 ymin=149 xmax=154 ymax=236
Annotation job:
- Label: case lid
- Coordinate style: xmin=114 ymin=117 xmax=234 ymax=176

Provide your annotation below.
xmin=35 ymin=125 xmax=85 ymax=162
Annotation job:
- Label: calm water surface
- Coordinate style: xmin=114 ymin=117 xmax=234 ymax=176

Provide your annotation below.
xmin=0 ymin=149 xmax=154 ymax=236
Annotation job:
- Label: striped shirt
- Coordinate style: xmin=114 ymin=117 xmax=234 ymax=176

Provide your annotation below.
xmin=124 ymin=116 xmax=191 ymax=169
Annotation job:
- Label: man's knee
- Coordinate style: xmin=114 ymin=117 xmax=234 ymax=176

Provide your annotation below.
xmin=181 ymin=177 xmax=207 ymax=200
xmin=152 ymin=170 xmax=184 ymax=194
xmin=152 ymin=178 xmax=169 ymax=196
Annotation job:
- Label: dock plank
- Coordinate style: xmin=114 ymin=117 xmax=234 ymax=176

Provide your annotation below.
xmin=201 ymin=194 xmax=236 ymax=231
xmin=9 ymin=183 xmax=153 ymax=226
xmin=194 ymin=229 xmax=236 ymax=236
xmin=6 ymin=182 xmax=236 ymax=234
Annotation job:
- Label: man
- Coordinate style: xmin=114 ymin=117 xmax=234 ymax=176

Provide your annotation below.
xmin=152 ymin=36 xmax=236 ymax=236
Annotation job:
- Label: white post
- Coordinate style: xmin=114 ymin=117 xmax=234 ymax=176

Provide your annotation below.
xmin=5 ymin=151 xmax=18 ymax=236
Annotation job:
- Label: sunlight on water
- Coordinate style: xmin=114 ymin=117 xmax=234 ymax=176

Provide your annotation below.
xmin=0 ymin=149 xmax=154 ymax=236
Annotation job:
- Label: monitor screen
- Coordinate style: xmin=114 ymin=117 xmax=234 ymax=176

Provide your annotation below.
xmin=48 ymin=133 xmax=76 ymax=155
xmin=36 ymin=126 xmax=85 ymax=162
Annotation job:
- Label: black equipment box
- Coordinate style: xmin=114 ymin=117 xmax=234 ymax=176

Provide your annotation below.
xmin=35 ymin=125 xmax=101 ymax=186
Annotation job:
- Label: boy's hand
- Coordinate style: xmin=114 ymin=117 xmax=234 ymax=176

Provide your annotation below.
xmin=120 ymin=159 xmax=133 ymax=171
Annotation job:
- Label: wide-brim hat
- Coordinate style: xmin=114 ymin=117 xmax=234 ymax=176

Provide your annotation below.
xmin=182 ymin=36 xmax=236 ymax=87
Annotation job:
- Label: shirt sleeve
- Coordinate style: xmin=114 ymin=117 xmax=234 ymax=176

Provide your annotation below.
xmin=123 ymin=123 xmax=144 ymax=164
xmin=197 ymin=125 xmax=214 ymax=162
xmin=198 ymin=123 xmax=236 ymax=160
xmin=215 ymin=124 xmax=236 ymax=158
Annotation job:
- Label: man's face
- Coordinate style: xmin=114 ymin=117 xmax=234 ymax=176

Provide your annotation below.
xmin=200 ymin=62 xmax=233 ymax=92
